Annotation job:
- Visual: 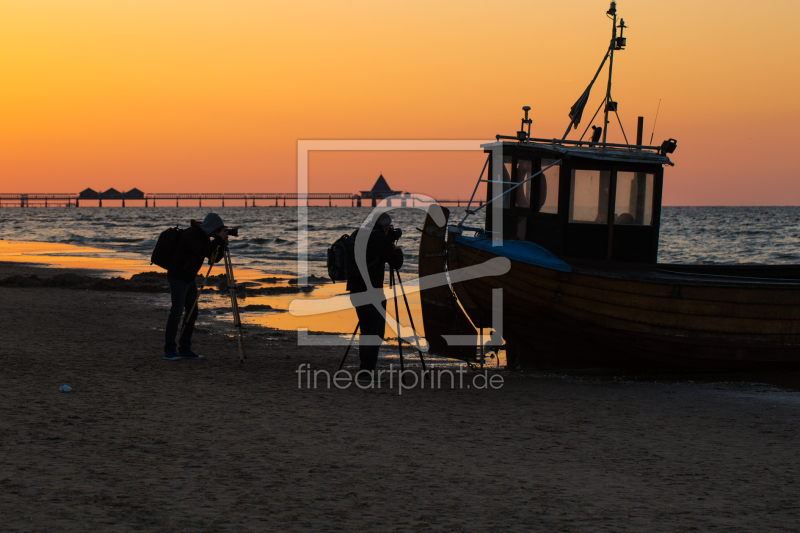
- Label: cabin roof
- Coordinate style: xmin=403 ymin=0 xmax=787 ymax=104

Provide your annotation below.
xmin=481 ymin=141 xmax=672 ymax=166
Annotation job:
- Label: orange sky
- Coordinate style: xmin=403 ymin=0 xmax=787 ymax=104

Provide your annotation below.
xmin=2 ymin=0 xmax=799 ymax=204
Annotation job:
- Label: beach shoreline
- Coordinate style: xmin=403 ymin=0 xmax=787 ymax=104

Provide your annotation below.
xmin=2 ymin=260 xmax=800 ymax=530
xmin=0 ymin=239 xmax=416 ymax=337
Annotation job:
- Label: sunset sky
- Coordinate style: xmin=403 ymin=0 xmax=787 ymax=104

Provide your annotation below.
xmin=2 ymin=0 xmax=799 ymax=205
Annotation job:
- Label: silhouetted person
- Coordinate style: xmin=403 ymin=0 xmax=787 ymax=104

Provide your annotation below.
xmin=591 ymin=125 xmax=603 ymax=143
xmin=346 ymin=213 xmax=403 ymax=382
xmin=164 ymin=213 xmax=228 ymax=360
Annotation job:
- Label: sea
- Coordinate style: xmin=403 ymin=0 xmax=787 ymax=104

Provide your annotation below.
xmin=2 ymin=206 xmax=800 ymax=276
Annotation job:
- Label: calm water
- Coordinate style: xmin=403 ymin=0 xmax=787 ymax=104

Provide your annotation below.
xmin=2 ymin=206 xmax=800 ymax=276
xmin=659 ymin=207 xmax=800 ymax=264
xmin=0 ymin=206 xmax=455 ymax=277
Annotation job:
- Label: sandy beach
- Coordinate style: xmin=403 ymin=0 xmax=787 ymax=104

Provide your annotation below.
xmin=0 ymin=260 xmax=798 ymax=531
xmin=6 ymin=0 xmax=800 ymax=529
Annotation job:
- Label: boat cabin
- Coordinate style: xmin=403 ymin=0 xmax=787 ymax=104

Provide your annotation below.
xmin=483 ymin=140 xmax=673 ymax=264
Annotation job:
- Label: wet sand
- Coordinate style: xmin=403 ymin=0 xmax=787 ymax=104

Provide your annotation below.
xmin=2 ymin=261 xmax=800 ymax=531
xmin=0 ymin=239 xmax=368 ymax=334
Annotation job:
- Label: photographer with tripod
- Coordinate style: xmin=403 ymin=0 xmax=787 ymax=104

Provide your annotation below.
xmin=346 ymin=213 xmax=403 ymax=383
xmin=163 ymin=213 xmax=228 ymax=360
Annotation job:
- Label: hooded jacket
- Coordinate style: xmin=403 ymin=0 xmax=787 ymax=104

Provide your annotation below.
xmin=167 ymin=214 xmax=226 ymax=282
xmin=346 ymin=226 xmax=403 ymax=294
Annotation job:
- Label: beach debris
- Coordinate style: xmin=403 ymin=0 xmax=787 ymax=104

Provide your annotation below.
xmin=0 ymin=271 xmax=169 ymax=292
xmin=0 ymin=270 xmax=318 ymax=295
xmin=288 ymin=274 xmax=329 ymax=284
xmin=236 ymin=304 xmax=275 ymax=311
xmin=208 ymin=304 xmax=279 ymax=313
xmin=59 ymin=384 xmax=72 ymax=392
xmin=0 ymin=274 xmax=46 ymax=287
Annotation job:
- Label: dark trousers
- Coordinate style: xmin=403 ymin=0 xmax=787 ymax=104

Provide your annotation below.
xmin=353 ymin=298 xmax=387 ymax=371
xmin=164 ymin=278 xmax=198 ymax=352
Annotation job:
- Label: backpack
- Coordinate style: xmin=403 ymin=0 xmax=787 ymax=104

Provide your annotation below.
xmin=327 ymin=231 xmax=356 ymax=282
xmin=150 ymin=226 xmax=184 ymax=270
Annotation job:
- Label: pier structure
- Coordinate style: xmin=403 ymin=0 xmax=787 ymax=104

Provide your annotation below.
xmin=0 ymin=173 xmax=486 ymax=208
xmin=144 ymin=192 xmax=360 ymax=208
xmin=0 ymin=192 xmax=477 ymax=208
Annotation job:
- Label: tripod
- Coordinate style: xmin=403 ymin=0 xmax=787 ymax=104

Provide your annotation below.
xmin=178 ymin=246 xmax=246 ymax=362
xmin=222 ymin=246 xmax=247 ymax=362
xmin=338 ymin=267 xmax=427 ymax=376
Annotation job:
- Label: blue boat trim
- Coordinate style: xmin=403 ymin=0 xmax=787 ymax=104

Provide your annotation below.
xmin=455 ymin=234 xmax=571 ymax=273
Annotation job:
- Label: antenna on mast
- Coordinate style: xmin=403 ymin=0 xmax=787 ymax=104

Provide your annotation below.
xmin=518 ymin=106 xmax=532 ymax=142
xmin=649 ymin=99 xmax=661 ymax=145
xmin=561 ymin=2 xmax=628 ymax=143
xmin=602 ymin=2 xmax=626 ymax=145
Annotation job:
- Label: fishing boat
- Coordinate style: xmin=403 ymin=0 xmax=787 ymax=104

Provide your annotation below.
xmin=418 ymin=2 xmax=800 ymax=370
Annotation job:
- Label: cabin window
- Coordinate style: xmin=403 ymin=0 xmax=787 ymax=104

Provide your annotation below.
xmin=514 ymin=160 xmax=533 ymax=239
xmin=568 ymin=169 xmax=611 ymax=224
xmin=614 ymin=172 xmax=654 ymax=225
xmin=514 ymin=159 xmax=532 ymax=209
xmin=538 ymin=158 xmax=560 ymax=214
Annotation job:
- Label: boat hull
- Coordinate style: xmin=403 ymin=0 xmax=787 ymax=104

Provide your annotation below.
xmin=418 ymin=206 xmax=480 ymax=361
xmin=448 ymin=238 xmax=800 ymax=370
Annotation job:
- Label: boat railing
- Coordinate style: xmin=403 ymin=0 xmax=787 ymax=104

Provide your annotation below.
xmin=494 ymin=135 xmax=664 ymax=153
xmin=460 ymin=155 xmax=490 ymax=219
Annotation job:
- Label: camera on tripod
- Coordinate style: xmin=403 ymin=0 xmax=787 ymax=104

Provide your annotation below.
xmin=223 ymin=226 xmax=240 ymax=237
xmin=387 ymin=225 xmax=402 ymax=243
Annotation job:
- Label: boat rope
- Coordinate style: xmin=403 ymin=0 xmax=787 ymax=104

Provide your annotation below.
xmin=578 ymin=97 xmax=608 ymax=142
xmin=465 ymin=237 xmax=492 ymax=268
xmin=561 ymin=48 xmax=611 ymax=140
xmin=649 ymin=99 xmax=661 ymax=145
xmin=459 ymin=159 xmax=562 ymax=227
xmin=460 ymin=225 xmax=487 ymax=235
xmin=612 ymin=100 xmax=630 ymax=145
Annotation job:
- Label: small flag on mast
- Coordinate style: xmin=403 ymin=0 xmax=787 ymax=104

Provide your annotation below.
xmin=562 ymin=50 xmax=611 ymax=140
xmin=569 ymin=85 xmax=592 ymax=130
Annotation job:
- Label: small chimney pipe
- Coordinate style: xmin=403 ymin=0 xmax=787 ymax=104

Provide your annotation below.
xmin=636 ymin=116 xmax=644 ymax=148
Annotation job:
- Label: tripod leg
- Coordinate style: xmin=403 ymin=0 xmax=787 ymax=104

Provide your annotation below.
xmin=394 ymin=269 xmax=427 ymax=372
xmin=480 ymin=327 xmax=484 ymax=369
xmin=338 ymin=322 xmax=360 ymax=371
xmin=390 ymin=268 xmax=405 ymax=383
xmin=230 ymin=250 xmax=246 ymax=362
xmin=224 ymin=248 xmax=247 ymax=362
xmin=177 ymin=249 xmax=218 ymax=344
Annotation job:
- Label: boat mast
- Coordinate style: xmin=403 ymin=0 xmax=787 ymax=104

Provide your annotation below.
xmin=602 ymin=2 xmax=617 ymax=145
